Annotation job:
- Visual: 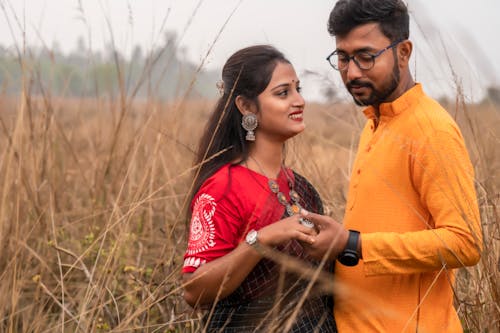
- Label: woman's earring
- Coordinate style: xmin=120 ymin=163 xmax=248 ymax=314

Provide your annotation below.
xmin=241 ymin=114 xmax=258 ymax=141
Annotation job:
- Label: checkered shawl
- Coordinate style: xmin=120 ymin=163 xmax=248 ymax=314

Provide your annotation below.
xmin=202 ymin=172 xmax=337 ymax=333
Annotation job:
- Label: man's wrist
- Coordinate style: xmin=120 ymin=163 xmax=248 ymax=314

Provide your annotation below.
xmin=337 ymin=229 xmax=361 ymax=266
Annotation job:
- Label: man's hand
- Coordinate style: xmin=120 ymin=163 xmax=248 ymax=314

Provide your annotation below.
xmin=300 ymin=209 xmax=350 ymax=261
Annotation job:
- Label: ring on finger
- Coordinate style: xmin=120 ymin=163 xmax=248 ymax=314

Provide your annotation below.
xmin=299 ymin=217 xmax=315 ymax=229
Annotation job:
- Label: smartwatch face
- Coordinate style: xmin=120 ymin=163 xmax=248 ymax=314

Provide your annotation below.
xmin=340 ymin=250 xmax=358 ymax=266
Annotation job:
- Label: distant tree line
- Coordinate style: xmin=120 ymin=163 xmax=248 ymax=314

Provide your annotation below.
xmin=1 ymin=32 xmax=499 ymax=105
xmin=0 ymin=32 xmax=219 ymax=100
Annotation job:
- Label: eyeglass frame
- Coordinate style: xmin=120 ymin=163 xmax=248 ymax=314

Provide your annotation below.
xmin=326 ymin=39 xmax=403 ymax=71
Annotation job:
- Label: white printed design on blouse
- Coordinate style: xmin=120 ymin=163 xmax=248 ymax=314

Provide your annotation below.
xmin=183 ymin=257 xmax=207 ymax=269
xmin=186 ymin=193 xmax=217 ymax=256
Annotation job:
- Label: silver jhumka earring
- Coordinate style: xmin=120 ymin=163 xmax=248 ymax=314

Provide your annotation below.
xmin=241 ymin=114 xmax=258 ymax=141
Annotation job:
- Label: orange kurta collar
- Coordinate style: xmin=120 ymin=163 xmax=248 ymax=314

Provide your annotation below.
xmin=362 ymin=83 xmax=424 ymax=120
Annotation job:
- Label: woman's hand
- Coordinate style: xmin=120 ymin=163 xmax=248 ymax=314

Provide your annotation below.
xmin=256 ymin=214 xmax=317 ymax=247
xmin=299 ymin=210 xmax=349 ymax=261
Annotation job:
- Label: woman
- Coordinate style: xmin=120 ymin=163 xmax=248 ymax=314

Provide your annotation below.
xmin=182 ymin=45 xmax=336 ymax=332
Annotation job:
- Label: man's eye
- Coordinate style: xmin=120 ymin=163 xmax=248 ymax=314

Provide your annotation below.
xmin=337 ymin=54 xmax=350 ymax=63
xmin=355 ymin=53 xmax=373 ymax=62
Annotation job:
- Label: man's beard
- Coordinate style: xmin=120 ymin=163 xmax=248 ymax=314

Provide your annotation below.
xmin=346 ymin=60 xmax=400 ymax=106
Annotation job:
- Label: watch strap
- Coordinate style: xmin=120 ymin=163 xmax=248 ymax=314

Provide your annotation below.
xmin=338 ymin=229 xmax=360 ymax=266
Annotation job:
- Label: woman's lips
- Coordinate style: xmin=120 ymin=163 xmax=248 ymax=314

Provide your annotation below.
xmin=289 ymin=111 xmax=303 ymax=121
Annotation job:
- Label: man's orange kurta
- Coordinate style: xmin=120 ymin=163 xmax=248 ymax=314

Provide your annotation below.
xmin=334 ymin=84 xmax=482 ymax=332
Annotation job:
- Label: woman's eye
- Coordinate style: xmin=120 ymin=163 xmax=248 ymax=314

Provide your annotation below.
xmin=297 ymin=86 xmax=302 ymax=93
xmin=277 ymin=90 xmax=288 ymax=96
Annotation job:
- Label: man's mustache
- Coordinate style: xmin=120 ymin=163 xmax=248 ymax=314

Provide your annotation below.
xmin=346 ymin=80 xmax=373 ymax=90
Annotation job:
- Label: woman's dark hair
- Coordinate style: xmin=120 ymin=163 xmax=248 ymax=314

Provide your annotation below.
xmin=189 ymin=45 xmax=290 ymax=203
xmin=327 ymin=0 xmax=409 ymax=42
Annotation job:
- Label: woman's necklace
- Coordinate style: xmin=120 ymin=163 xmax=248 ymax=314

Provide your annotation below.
xmin=248 ymin=156 xmax=314 ymax=228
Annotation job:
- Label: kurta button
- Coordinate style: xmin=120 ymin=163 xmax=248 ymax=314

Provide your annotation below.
xmin=366 ymin=146 xmax=371 ymax=152
xmin=357 ymin=169 xmax=361 ymax=174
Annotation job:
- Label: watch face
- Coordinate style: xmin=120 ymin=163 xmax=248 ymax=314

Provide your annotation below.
xmin=338 ymin=230 xmax=360 ymax=266
xmin=246 ymin=229 xmax=258 ymax=245
xmin=339 ymin=251 xmax=359 ymax=266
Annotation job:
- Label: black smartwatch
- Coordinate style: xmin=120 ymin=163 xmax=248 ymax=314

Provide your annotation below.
xmin=338 ymin=230 xmax=360 ymax=266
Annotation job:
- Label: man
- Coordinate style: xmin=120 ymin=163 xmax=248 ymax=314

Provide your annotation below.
xmin=301 ymin=0 xmax=483 ymax=331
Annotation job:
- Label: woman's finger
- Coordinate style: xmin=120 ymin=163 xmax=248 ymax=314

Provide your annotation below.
xmin=300 ymin=211 xmax=328 ymax=226
xmin=296 ymin=230 xmax=315 ymax=245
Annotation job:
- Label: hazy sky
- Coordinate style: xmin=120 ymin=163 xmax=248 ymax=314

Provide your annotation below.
xmin=1 ymin=0 xmax=499 ymax=102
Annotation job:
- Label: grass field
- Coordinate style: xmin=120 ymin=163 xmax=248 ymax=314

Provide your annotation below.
xmin=0 ymin=80 xmax=498 ymax=332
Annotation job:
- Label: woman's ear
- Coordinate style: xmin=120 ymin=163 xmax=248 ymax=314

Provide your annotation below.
xmin=235 ymin=95 xmax=256 ymax=116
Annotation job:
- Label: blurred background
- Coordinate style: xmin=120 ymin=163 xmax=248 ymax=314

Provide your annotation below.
xmin=1 ymin=0 xmax=499 ymax=102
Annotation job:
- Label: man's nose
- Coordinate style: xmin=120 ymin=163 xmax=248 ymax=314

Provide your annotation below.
xmin=345 ymin=59 xmax=363 ymax=82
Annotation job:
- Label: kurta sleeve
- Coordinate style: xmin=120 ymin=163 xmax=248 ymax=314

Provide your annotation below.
xmin=362 ymin=124 xmax=483 ymax=275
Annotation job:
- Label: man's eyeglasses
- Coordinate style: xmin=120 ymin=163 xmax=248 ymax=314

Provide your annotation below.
xmin=326 ymin=40 xmax=402 ymax=71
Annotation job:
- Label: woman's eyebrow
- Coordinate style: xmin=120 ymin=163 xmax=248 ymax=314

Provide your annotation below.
xmin=270 ymin=80 xmax=300 ymax=91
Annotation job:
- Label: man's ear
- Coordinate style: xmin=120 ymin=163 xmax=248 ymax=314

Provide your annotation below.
xmin=398 ymin=39 xmax=413 ymax=67
xmin=235 ymin=95 xmax=256 ymax=116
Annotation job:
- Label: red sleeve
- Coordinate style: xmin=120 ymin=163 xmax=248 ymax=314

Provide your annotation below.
xmin=182 ymin=174 xmax=243 ymax=273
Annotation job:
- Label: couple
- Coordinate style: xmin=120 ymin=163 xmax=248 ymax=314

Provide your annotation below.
xmin=182 ymin=1 xmax=482 ymax=332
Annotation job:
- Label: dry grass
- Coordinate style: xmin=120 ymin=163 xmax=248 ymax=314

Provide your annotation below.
xmin=0 ymin=85 xmax=498 ymax=332
xmin=0 ymin=93 xmax=206 ymax=332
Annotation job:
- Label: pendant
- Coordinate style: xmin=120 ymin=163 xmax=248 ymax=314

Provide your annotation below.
xmin=289 ymin=189 xmax=300 ymax=203
xmin=268 ymin=179 xmax=279 ymax=193
xmin=265 ymin=170 xmax=303 ymax=217
xmin=277 ymin=192 xmax=288 ymax=206
xmin=291 ymin=203 xmax=302 ymax=215
xmin=286 ymin=203 xmax=302 ymax=216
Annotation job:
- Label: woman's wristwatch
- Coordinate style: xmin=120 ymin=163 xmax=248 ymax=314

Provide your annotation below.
xmin=245 ymin=229 xmax=258 ymax=246
xmin=338 ymin=230 xmax=360 ymax=266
